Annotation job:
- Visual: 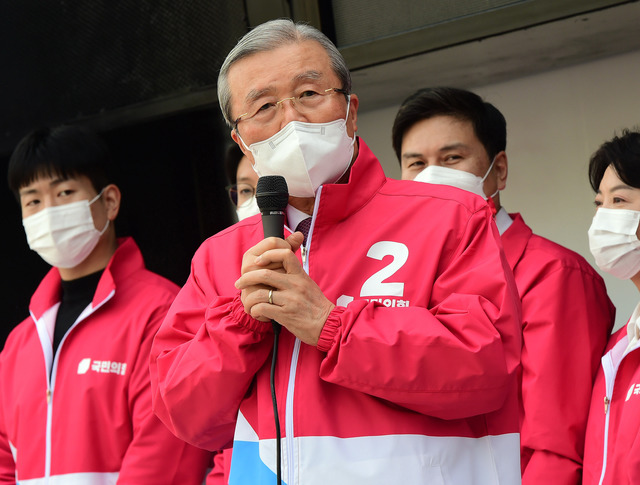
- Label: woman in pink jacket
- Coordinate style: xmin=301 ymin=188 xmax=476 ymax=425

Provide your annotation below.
xmin=583 ymin=128 xmax=640 ymax=484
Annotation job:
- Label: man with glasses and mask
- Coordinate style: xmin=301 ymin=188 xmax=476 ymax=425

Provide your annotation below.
xmin=151 ymin=19 xmax=522 ymax=485
xmin=392 ymin=86 xmax=615 ymax=485
xmin=0 ymin=124 xmax=212 ymax=483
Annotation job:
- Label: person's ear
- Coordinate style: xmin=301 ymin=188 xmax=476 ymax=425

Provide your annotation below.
xmin=494 ymin=151 xmax=508 ymax=191
xmin=347 ymin=93 xmax=359 ymax=135
xmin=102 ymin=184 xmax=121 ymax=221
xmin=231 ymin=130 xmax=255 ymax=166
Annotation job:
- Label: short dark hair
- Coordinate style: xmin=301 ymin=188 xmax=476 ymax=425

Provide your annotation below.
xmin=391 ymin=86 xmax=507 ymax=163
xmin=224 ymin=143 xmax=245 ymax=186
xmin=8 ymin=124 xmax=112 ymax=198
xmin=589 ymin=128 xmax=640 ymax=192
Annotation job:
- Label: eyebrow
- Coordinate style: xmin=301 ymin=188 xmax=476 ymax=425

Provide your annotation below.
xmin=401 ymin=143 xmax=470 ymax=160
xmin=244 ymin=87 xmax=276 ymax=107
xmin=597 ymin=183 xmax=635 ymax=194
xmin=439 ymin=142 xmax=469 ymax=152
xmin=401 ymin=152 xmax=423 ymax=160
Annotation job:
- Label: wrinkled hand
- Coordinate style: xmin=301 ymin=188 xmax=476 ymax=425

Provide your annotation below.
xmin=235 ymin=232 xmax=335 ymax=346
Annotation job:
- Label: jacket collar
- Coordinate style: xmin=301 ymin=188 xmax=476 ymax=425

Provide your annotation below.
xmin=500 ymin=212 xmax=532 ymax=270
xmin=312 ymin=138 xmax=386 ymax=228
xmin=29 ymin=237 xmax=143 ymax=320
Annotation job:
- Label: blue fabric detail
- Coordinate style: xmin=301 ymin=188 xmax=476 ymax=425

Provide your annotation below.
xmin=229 ymin=440 xmax=284 ymax=485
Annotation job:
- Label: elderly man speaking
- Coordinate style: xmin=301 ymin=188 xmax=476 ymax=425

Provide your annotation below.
xmin=150 ymin=18 xmax=522 ymax=485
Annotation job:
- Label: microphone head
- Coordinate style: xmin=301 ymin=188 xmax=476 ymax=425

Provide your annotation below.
xmin=256 ymin=175 xmax=289 ymax=212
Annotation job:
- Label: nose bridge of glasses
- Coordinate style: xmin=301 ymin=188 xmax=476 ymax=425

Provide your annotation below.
xmin=274 ymin=95 xmax=308 ymax=128
xmin=275 ymin=95 xmax=304 ymax=121
xmin=275 ymin=95 xmax=297 ymax=109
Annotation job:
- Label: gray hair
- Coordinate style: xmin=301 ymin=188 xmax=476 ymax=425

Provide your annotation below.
xmin=217 ymin=18 xmax=351 ymax=128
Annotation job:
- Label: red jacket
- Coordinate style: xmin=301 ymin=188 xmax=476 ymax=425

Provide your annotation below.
xmin=583 ymin=318 xmax=640 ymax=485
xmin=0 ymin=237 xmax=211 ymax=484
xmin=151 ymin=139 xmax=523 ymax=485
xmin=500 ymin=214 xmax=615 ymax=484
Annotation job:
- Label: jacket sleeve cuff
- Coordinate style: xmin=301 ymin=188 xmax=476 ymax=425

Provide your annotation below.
xmin=230 ymin=292 xmax=273 ymax=335
xmin=317 ymin=306 xmax=346 ymax=352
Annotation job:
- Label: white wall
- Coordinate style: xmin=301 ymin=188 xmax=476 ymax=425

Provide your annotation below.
xmin=357 ymin=49 xmax=640 ymax=332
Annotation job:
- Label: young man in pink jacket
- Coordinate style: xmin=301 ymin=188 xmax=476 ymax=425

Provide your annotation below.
xmin=151 ymin=19 xmax=522 ymax=485
xmin=393 ymin=86 xmax=616 ymax=484
xmin=0 ymin=124 xmax=212 ymax=484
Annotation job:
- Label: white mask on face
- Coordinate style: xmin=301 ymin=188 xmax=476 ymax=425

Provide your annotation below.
xmin=414 ymin=157 xmax=497 ymax=199
xmin=588 ymin=207 xmax=640 ymax=280
xmin=235 ymin=195 xmax=260 ymax=221
xmin=239 ymin=97 xmax=355 ymax=197
xmin=22 ymin=190 xmax=109 ymax=268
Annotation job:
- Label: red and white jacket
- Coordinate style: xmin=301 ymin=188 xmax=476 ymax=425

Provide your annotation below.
xmin=499 ymin=213 xmax=615 ymax=484
xmin=0 ymin=237 xmax=212 ymax=484
xmin=583 ymin=312 xmax=640 ymax=485
xmin=151 ymin=139 xmax=523 ymax=485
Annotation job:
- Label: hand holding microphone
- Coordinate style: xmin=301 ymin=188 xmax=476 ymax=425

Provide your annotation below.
xmin=235 ymin=176 xmax=330 ymax=346
xmin=235 ymin=175 xmax=298 ymax=320
xmin=256 ymin=175 xmax=288 ymax=327
xmin=244 ymin=176 xmax=303 ymax=272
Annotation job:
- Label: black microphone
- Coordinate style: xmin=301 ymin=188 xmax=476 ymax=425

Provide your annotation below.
xmin=256 ymin=175 xmax=289 ymax=239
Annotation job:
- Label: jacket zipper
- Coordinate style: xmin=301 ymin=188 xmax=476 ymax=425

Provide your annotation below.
xmin=285 ymin=339 xmax=301 ymax=485
xmin=38 ymin=290 xmax=115 ymax=483
xmin=45 ymin=384 xmax=53 ymax=483
xmin=599 ymin=351 xmax=615 ymax=485
xmin=285 ymin=242 xmax=308 ymax=485
xmin=284 ymin=193 xmax=318 ymax=485
xmin=45 ymin=322 xmax=79 ymax=482
xmin=598 ymin=340 xmax=636 ymax=485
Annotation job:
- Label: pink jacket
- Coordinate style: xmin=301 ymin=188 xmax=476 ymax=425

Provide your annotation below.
xmin=583 ymin=321 xmax=640 ymax=484
xmin=151 ymin=139 xmax=522 ymax=485
xmin=501 ymin=214 xmax=615 ymax=484
xmin=0 ymin=238 xmax=211 ymax=484
xmin=205 ymin=450 xmax=230 ymax=485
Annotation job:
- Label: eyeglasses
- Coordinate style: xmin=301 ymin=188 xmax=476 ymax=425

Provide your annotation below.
xmin=234 ymin=87 xmax=348 ymax=133
xmin=226 ymin=183 xmax=256 ymax=207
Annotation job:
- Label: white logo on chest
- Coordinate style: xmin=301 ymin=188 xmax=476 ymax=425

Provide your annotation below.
xmin=77 ymin=358 xmax=127 ymax=376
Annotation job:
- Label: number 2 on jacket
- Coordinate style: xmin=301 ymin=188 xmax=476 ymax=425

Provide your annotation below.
xmin=360 ymin=241 xmax=408 ymax=297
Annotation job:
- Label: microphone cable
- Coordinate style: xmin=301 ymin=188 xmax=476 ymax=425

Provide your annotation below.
xmin=270 ymin=321 xmax=282 ymax=484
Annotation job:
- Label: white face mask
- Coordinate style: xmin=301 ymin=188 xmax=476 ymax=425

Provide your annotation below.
xmin=588 ymin=207 xmax=640 ymax=280
xmin=414 ymin=157 xmax=497 ymax=200
xmin=235 ymin=195 xmax=260 ymax=221
xmin=22 ymin=190 xmax=109 ymax=268
xmin=239 ymin=98 xmax=355 ymax=197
